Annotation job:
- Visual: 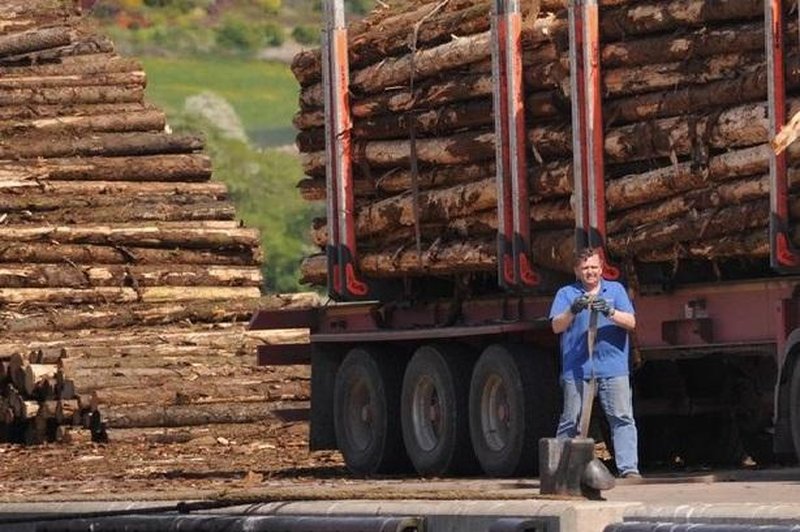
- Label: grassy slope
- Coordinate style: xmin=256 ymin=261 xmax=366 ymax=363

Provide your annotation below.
xmin=141 ymin=56 xmax=300 ymax=147
xmin=139 ymin=55 xmax=319 ymax=292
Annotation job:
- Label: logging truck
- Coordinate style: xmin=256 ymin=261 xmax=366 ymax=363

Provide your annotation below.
xmin=251 ymin=0 xmax=800 ymax=476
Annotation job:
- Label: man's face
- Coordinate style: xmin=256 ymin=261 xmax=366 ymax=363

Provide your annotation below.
xmin=574 ymin=253 xmax=603 ymax=290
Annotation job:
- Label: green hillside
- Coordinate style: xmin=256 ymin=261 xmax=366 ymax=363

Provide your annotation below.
xmin=141 ymin=56 xmax=299 ymax=146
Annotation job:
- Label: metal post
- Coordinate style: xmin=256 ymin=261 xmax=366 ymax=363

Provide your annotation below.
xmin=568 ymin=0 xmax=588 ymax=253
xmin=569 ymin=0 xmax=620 ymax=278
xmin=322 ymin=0 xmax=368 ymax=299
xmin=492 ymin=0 xmax=538 ymax=290
xmin=766 ymin=0 xmax=800 ymax=271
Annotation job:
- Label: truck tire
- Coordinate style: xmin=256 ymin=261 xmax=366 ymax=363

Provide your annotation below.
xmin=334 ymin=347 xmax=407 ymax=475
xmin=400 ymin=344 xmax=477 ymax=476
xmin=469 ymin=343 xmax=559 ymax=477
xmin=790 ymin=360 xmax=800 ymax=464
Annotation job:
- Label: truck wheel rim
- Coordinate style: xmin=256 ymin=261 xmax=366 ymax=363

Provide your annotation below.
xmin=344 ymin=377 xmax=372 ymax=452
xmin=480 ymin=374 xmax=509 ymax=452
xmin=411 ymin=375 xmax=441 ymax=452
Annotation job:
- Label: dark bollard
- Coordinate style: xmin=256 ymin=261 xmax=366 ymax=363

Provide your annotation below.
xmin=539 ymin=437 xmax=614 ymax=499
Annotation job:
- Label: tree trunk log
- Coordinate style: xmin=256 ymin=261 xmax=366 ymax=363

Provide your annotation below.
xmin=0 ymin=35 xmax=114 ymax=65
xmin=0 ymin=101 xmax=157 ymax=121
xmin=0 ymin=183 xmax=227 ymax=210
xmin=300 ymin=131 xmax=495 ymax=175
xmin=599 ymin=0 xmax=762 ymax=42
xmin=102 ymin=400 xmax=308 ymax=428
xmin=0 ymin=325 xmax=310 ymax=359
xmin=0 ymin=26 xmax=71 ymax=58
xmin=301 ymin=98 xmax=800 ymax=175
xmin=0 ymin=132 xmax=204 ymax=160
xmin=637 ymin=230 xmax=770 ymax=263
xmin=4 ymin=200 xmax=235 ymax=224
xmin=0 ymin=154 xmax=213 ymax=182
xmin=0 ymin=84 xmax=144 ymax=106
xmin=0 ymin=264 xmax=262 ymax=289
xmin=0 ymin=222 xmax=260 ymax=250
xmin=0 ymin=70 xmax=146 ymax=90
xmin=0 ymin=53 xmax=141 ymax=77
xmin=0 ymin=296 xmax=287 ymax=334
xmin=301 ymin=31 xmax=491 ymax=105
xmin=0 ymin=286 xmax=261 ymax=307
xmin=0 ymin=109 xmax=166 ymax=135
xmin=0 ymin=242 xmax=261 ymax=267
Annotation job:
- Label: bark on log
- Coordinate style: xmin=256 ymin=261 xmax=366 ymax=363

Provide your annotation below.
xmin=599 ymin=53 xmax=764 ymax=100
xmin=0 ymin=324 xmax=310 ymax=358
xmin=102 ymin=400 xmax=308 ymax=428
xmin=59 ymin=347 xmax=256 ymax=367
xmin=636 ymin=230 xmax=770 ymax=263
xmin=607 ymin=173 xmax=793 ymax=234
xmin=0 ymin=154 xmax=213 ymax=182
xmin=5 ymin=200 xmax=235 ymax=224
xmin=0 ymin=286 xmax=261 ymax=307
xmin=0 ymin=264 xmax=262 ymax=289
xmin=301 ymin=31 xmax=491 ymax=105
xmin=291 ymin=0 xmax=764 ymax=86
xmin=0 ymin=102 xmax=157 ymax=121
xmin=300 ymin=239 xmax=497 ymax=283
xmin=303 ymin=98 xmax=800 ymax=174
xmin=0 ymin=26 xmax=72 ymax=58
xmin=0 ymin=223 xmax=260 ymax=250
xmin=297 ymin=99 xmax=497 ymax=151
xmin=0 ymin=296 xmax=284 ymax=334
xmin=599 ymin=0 xmax=762 ymax=41
xmin=0 ymin=109 xmax=166 ymax=135
xmin=0 ymin=84 xmax=144 ymax=106
xmin=0 ymin=70 xmax=146 ymax=90
xmin=291 ymin=0 xmax=494 ymax=85
xmin=298 ymin=158 xmax=574 ymax=203
xmin=0 ymin=35 xmax=114 ymax=65
xmin=0 ymin=53 xmax=141 ymax=77
xmin=106 ymin=423 xmax=300 ymax=444
xmin=300 ymin=131 xmax=495 ymax=175
xmin=608 ymin=199 xmax=773 ymax=256
xmin=600 ymin=21 xmax=774 ymax=69
xmin=0 ymin=243 xmax=261 ymax=267
xmin=0 ymin=132 xmax=204 ymax=160
xmin=0 ymin=187 xmax=227 ymax=213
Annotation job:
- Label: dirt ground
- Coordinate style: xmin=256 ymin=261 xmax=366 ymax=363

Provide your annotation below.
xmin=0 ymin=420 xmax=350 ymax=503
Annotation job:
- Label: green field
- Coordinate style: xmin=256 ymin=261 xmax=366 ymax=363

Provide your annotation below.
xmin=141 ymin=56 xmax=300 ymax=147
xmin=135 ymin=54 xmax=319 ymax=293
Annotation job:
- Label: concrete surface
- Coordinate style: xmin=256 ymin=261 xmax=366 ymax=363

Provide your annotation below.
xmin=0 ymin=468 xmax=798 ymax=531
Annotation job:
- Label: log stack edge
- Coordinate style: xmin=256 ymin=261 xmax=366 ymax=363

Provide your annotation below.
xmin=0 ymin=0 xmax=318 ymax=446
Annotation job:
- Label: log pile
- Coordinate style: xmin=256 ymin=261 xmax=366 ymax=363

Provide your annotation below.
xmin=291 ymin=0 xmax=800 ymax=283
xmin=0 ymin=0 xmax=314 ymax=445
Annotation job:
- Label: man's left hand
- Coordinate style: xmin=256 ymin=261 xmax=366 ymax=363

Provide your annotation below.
xmin=591 ymin=298 xmax=615 ymax=317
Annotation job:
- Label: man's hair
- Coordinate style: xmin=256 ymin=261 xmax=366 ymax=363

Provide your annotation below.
xmin=573 ymin=246 xmax=602 ymax=266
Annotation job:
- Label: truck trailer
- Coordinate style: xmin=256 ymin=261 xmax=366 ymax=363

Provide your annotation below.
xmin=251 ymin=0 xmax=800 ymax=477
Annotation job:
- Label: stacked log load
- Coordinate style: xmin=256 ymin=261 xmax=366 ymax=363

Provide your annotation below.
xmin=0 ymin=0 xmax=316 ymax=445
xmin=292 ymin=0 xmax=800 ymax=283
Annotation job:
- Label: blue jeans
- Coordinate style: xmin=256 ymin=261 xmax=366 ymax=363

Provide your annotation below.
xmin=556 ymin=376 xmax=639 ymax=475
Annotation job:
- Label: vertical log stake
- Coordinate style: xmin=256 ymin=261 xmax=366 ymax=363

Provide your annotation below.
xmin=492 ymin=0 xmax=539 ymax=291
xmin=323 ymin=0 xmax=368 ymax=300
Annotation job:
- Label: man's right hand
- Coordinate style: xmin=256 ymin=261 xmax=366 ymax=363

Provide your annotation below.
xmin=570 ymin=294 xmax=591 ymax=315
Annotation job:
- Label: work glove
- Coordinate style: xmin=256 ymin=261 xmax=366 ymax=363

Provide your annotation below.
xmin=591 ymin=298 xmax=615 ymax=317
xmin=570 ymin=294 xmax=591 ymax=315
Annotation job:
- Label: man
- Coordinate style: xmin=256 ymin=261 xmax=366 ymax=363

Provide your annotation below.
xmin=548 ymin=247 xmax=640 ymax=478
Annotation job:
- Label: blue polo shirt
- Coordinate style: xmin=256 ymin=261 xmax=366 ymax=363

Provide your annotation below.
xmin=549 ymin=280 xmax=634 ymax=381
